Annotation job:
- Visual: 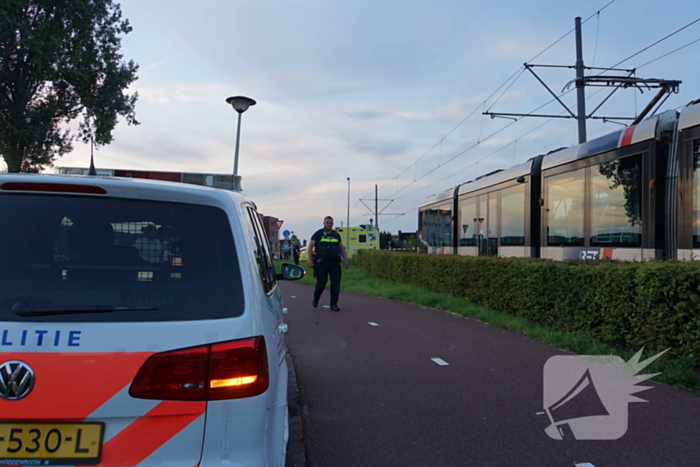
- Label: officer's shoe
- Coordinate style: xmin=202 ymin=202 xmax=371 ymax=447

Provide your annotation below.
xmin=330 ymin=305 xmax=340 ymax=312
xmin=312 ymin=299 xmax=318 ymax=308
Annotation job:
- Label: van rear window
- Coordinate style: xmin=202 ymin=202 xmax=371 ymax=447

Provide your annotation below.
xmin=0 ymin=194 xmax=243 ymax=322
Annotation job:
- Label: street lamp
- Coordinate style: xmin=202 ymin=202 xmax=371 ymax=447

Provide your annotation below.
xmin=226 ymin=96 xmax=256 ymax=179
xmin=346 ymin=177 xmax=350 ymax=258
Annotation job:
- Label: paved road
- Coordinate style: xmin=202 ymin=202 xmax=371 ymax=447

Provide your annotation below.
xmin=282 ymin=281 xmax=700 ymax=467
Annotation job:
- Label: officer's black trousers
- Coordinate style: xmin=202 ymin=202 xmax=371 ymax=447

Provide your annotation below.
xmin=313 ymin=259 xmax=342 ymax=306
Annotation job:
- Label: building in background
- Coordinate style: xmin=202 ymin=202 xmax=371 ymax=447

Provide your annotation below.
xmin=260 ymin=216 xmax=281 ymax=259
xmin=396 ymin=230 xmax=417 ymax=243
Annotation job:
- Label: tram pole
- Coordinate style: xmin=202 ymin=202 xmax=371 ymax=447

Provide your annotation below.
xmin=375 ymin=184 xmax=379 ymax=231
xmin=575 ymin=16 xmax=587 ymax=144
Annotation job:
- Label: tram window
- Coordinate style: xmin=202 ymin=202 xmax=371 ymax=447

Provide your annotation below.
xmin=500 ymin=185 xmax=525 ymax=246
xmin=488 ymin=194 xmax=498 ymax=255
xmin=422 ymin=209 xmax=438 ymax=246
xmin=420 ymin=207 xmax=450 ymax=247
xmin=431 ymin=209 xmax=439 ymax=247
xmin=459 ymin=197 xmax=477 ymax=246
xmin=590 ymin=155 xmax=642 ymax=247
xmin=546 ymin=170 xmax=584 ymax=246
xmin=693 ymin=140 xmax=700 ymax=247
xmin=439 ymin=207 xmax=452 ymax=246
xmin=478 ymin=195 xmax=488 ymax=255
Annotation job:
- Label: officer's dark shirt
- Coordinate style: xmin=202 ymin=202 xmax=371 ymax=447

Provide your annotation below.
xmin=311 ymin=229 xmax=342 ymax=261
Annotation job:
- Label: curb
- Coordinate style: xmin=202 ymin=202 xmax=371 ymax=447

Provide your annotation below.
xmin=285 ymin=349 xmax=307 ymax=467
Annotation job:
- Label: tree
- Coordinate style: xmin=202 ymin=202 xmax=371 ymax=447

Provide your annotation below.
xmin=380 ymin=231 xmax=393 ymax=250
xmin=0 ymin=0 xmax=139 ymax=173
xmin=404 ymin=235 xmax=421 ymax=251
xmin=598 ymin=158 xmax=641 ymax=226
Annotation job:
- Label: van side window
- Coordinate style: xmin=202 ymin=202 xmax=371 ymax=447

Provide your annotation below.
xmin=246 ymin=207 xmax=277 ymax=293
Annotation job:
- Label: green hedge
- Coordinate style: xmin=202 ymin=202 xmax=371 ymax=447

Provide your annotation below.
xmin=355 ymin=250 xmax=700 ymax=364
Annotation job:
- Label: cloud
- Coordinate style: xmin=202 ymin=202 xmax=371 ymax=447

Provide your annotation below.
xmin=143 ymin=59 xmax=169 ymax=70
xmin=345 ymin=111 xmax=390 ymax=121
xmin=345 ymin=135 xmax=407 ymax=158
xmin=481 ymin=31 xmax=559 ymax=62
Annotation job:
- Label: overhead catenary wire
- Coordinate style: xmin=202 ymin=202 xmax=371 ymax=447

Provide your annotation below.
xmin=636 ymin=36 xmax=700 ymax=69
xmin=394 ymin=113 xmax=564 ymax=203
xmin=386 ymin=88 xmax=577 ymax=199
xmin=366 ymin=1 xmax=617 ymax=203
xmin=391 ymin=86 xmax=609 ymax=205
xmin=381 ymin=9 xmax=700 ymax=231
xmin=485 ymin=68 xmax=527 ymax=114
xmin=366 ymin=88 xmax=506 ymax=201
xmin=381 ymin=208 xmax=418 ymax=227
xmin=388 ymin=13 xmax=694 ymax=206
xmin=381 ymin=98 xmax=606 ymax=228
xmin=525 ymin=0 xmax=616 ymax=65
xmin=381 ymin=43 xmax=677 ymax=230
xmin=594 ymin=17 xmax=700 ymax=75
xmin=368 ymin=1 xmax=617 ymax=204
xmin=591 ymin=12 xmax=601 ymax=67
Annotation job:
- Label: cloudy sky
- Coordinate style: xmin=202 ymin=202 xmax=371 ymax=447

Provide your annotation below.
xmin=40 ymin=0 xmax=700 ymax=241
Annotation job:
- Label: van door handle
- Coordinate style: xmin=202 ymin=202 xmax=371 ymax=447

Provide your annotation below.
xmin=278 ymin=323 xmax=288 ymax=334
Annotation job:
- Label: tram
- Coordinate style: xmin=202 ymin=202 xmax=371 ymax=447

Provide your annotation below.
xmin=418 ymin=99 xmax=700 ymax=260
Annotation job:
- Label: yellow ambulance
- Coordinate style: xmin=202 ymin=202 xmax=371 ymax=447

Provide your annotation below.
xmin=300 ymin=226 xmax=379 ymax=260
xmin=335 ymin=226 xmax=380 ymax=257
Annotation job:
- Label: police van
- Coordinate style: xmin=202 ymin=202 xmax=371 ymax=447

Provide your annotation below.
xmin=0 ymin=173 xmax=304 ymax=466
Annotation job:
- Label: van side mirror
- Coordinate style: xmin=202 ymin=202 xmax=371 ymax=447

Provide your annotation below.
xmin=277 ymin=263 xmax=305 ymax=281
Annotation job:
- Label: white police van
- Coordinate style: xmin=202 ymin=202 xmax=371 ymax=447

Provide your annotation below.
xmin=0 ymin=173 xmax=304 ymax=466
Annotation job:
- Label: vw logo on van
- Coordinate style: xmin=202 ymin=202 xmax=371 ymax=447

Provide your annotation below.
xmin=0 ymin=361 xmax=35 ymax=401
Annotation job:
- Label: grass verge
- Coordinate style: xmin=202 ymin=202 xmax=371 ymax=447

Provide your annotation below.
xmin=277 ymin=261 xmax=700 ymax=394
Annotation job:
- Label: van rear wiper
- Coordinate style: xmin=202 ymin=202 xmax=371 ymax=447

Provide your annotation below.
xmin=12 ymin=302 xmax=159 ymax=317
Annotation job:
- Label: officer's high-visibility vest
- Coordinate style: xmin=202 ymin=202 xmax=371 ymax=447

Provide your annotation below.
xmin=316 ymin=232 xmax=341 ymax=260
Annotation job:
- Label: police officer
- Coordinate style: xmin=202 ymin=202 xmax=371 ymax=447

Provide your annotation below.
xmin=307 ymin=216 xmax=349 ymax=311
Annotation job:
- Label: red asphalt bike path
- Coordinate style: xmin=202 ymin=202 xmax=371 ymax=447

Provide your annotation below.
xmin=281 ymin=281 xmax=700 ymax=467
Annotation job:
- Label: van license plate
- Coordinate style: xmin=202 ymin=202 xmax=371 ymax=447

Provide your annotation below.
xmin=0 ymin=422 xmax=103 ymax=465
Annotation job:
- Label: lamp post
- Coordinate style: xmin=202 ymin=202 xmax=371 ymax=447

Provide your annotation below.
xmin=346 ymin=177 xmax=350 ymax=259
xmin=226 ymin=96 xmax=256 ymax=186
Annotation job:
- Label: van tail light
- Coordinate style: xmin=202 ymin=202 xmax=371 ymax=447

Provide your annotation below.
xmin=129 ymin=337 xmax=269 ymax=401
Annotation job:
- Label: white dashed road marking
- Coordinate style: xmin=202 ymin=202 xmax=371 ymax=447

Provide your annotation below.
xmin=322 ymin=305 xmax=330 ymax=309
xmin=431 ymin=358 xmax=449 ymax=366
xmin=575 ymin=463 xmax=597 ymax=467
xmin=368 ymin=322 xmax=380 ymax=326
xmin=291 ymin=295 xmax=297 ymax=298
